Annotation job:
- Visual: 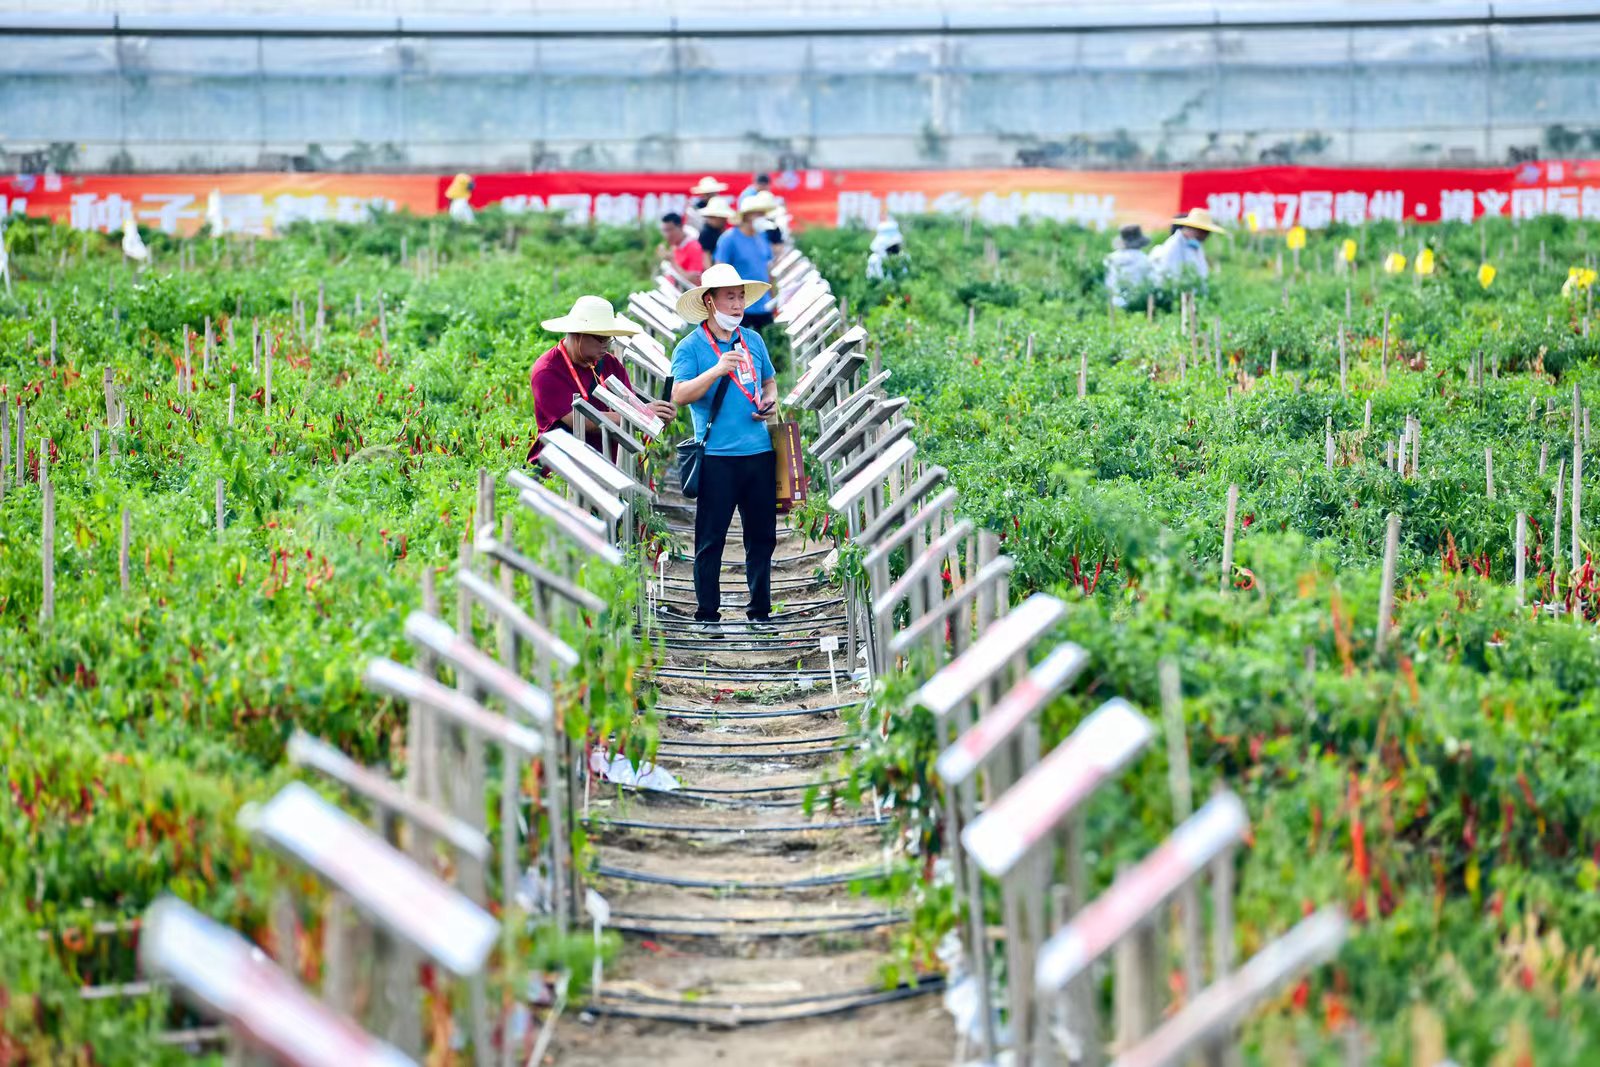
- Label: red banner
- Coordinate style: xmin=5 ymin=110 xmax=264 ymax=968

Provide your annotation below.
xmin=1179 ymin=160 xmax=1600 ymax=231
xmin=7 ymin=161 xmax=1600 ymax=239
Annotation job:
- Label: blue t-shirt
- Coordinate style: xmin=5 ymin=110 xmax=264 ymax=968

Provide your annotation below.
xmin=671 ymin=326 xmax=776 ymax=457
xmin=713 ymin=228 xmax=774 ymax=315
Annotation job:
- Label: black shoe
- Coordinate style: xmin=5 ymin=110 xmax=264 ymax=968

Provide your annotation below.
xmin=692 ymin=620 xmax=724 ymax=639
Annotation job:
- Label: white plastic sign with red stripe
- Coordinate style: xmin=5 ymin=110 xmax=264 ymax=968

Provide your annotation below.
xmin=914 ymin=593 xmax=1065 ymax=718
xmin=1035 ymin=791 xmax=1249 ymax=995
xmin=245 ymin=782 xmax=500 ymax=978
xmin=533 ymin=444 xmax=627 ymax=523
xmin=962 ymin=697 xmax=1154 ymax=878
xmin=139 ymin=897 xmax=416 ymax=1067
xmin=936 ymin=642 xmax=1089 ymax=786
xmin=403 ymin=611 xmax=555 ymax=724
xmin=590 ymin=380 xmax=666 ymax=441
xmin=1111 ymin=908 xmax=1348 ymax=1067
xmin=517 ymin=483 xmax=625 ymax=566
xmin=541 ymin=426 xmax=648 ymax=494
xmin=363 ymin=658 xmax=545 ymax=756
xmin=828 ymin=436 xmax=915 ymax=513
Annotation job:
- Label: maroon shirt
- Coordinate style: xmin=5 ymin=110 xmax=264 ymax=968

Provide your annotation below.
xmin=528 ymin=342 xmax=633 ymax=459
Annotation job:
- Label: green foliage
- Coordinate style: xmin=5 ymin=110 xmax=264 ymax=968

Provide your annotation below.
xmin=806 ymin=213 xmax=1600 ymax=1060
xmin=0 ymin=214 xmax=665 ymax=1058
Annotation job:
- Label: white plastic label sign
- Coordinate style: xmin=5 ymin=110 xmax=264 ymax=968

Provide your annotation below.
xmin=827 ymin=436 xmax=915 ymax=513
xmin=915 ymin=594 xmax=1065 ymax=717
xmin=963 ymin=698 xmax=1153 ymax=878
xmin=593 ymin=379 xmax=666 ymax=440
xmin=1112 ymin=909 xmax=1348 ymax=1067
xmin=140 ymin=898 xmax=416 ymax=1067
xmin=936 ymin=642 xmax=1089 ymax=787
xmin=246 ymin=783 xmax=500 ymax=977
xmin=518 ymin=484 xmax=625 ymax=566
xmin=1035 ymin=792 xmax=1249 ymax=994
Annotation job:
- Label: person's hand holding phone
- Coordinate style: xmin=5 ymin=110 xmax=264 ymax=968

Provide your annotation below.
xmin=751 ymin=399 xmax=776 ymax=421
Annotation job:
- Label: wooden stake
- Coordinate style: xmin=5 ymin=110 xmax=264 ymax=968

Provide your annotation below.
xmin=1515 ymin=512 xmax=1526 ymax=607
xmin=1486 ymin=447 xmax=1495 ymax=500
xmin=1573 ymin=442 xmax=1583 ymax=573
xmin=15 ymin=403 xmax=24 ymax=486
xmin=1380 ymin=310 xmax=1390 ymax=384
xmin=41 ymin=449 xmax=54 ymax=624
xmin=1220 ymin=483 xmax=1239 ymax=593
xmin=1555 ymin=458 xmax=1566 ymax=580
xmin=1 ymin=401 xmax=9 ymax=499
xmin=216 ymin=479 xmax=225 ymax=540
xmin=1338 ymin=330 xmax=1347 ymax=397
xmin=92 ymin=429 xmax=100 ymax=475
xmin=1270 ymin=349 xmax=1277 ymax=376
xmin=966 ymin=304 xmax=975 ymax=341
xmin=228 ymin=384 xmax=236 ymax=427
xmin=1540 ymin=442 xmax=1549 ymax=476
xmin=1376 ymin=513 xmax=1399 ymax=654
xmin=1363 ymin=398 xmax=1372 ymax=433
xmin=1325 ymin=418 xmax=1335 ymax=471
xmin=264 ymin=339 xmax=273 ymax=417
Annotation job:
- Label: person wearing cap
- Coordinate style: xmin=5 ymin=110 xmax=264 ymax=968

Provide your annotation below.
xmin=866 ymin=218 xmax=907 ymax=281
xmin=1104 ymin=223 xmax=1153 ymax=308
xmin=714 ymin=195 xmax=780 ymax=331
xmin=1150 ymin=207 xmax=1226 ymax=289
xmin=738 ymin=172 xmax=772 ymax=204
xmin=697 ymin=196 xmax=736 ymax=262
xmin=669 ymin=263 xmax=780 ymax=633
xmin=445 ymin=173 xmax=475 ymax=224
xmin=528 ymin=295 xmax=677 ymax=461
xmin=660 ymin=212 xmax=706 ymax=285
xmin=687 ymin=175 xmax=728 ymax=231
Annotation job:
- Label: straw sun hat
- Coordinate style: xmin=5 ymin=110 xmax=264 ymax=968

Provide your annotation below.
xmin=445 ymin=172 xmax=474 ymax=201
xmin=690 ymin=175 xmax=729 ymax=196
xmin=698 ymin=196 xmax=738 ymax=222
xmin=540 ymin=295 xmax=642 ymax=337
xmin=1171 ymin=207 xmax=1227 ymax=234
xmin=739 ymin=190 xmax=780 ymax=215
xmin=674 ymin=262 xmax=772 ymax=324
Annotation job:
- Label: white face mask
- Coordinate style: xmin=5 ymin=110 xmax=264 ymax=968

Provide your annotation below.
xmin=712 ymin=309 xmax=743 ymax=331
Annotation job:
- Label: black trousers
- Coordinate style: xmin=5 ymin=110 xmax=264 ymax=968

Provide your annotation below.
xmin=693 ymin=451 xmax=778 ymax=621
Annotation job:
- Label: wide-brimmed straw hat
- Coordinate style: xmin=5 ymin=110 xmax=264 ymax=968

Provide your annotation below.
xmin=739 ymin=191 xmax=780 ymax=216
xmin=675 ymin=262 xmax=772 ymax=324
xmin=1171 ymin=207 xmax=1227 ymax=234
xmin=698 ymin=196 xmax=738 ymax=222
xmin=541 ymin=295 xmax=642 ymax=337
xmin=690 ymin=176 xmax=729 ymax=196
xmin=445 ymin=173 xmax=474 ymax=201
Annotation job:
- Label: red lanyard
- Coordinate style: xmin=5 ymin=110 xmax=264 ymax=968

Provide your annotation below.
xmin=701 ymin=322 xmax=760 ymax=404
xmin=556 ymin=341 xmax=593 ymax=403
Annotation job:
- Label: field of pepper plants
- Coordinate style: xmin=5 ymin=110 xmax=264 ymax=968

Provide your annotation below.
xmin=0 ymin=211 xmax=662 ymax=1062
xmin=798 ymin=214 xmax=1600 ymax=1063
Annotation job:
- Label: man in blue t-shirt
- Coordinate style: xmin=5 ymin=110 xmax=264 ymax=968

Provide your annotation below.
xmin=670 ymin=262 xmax=779 ymax=632
xmin=714 ymin=196 xmax=779 ymax=331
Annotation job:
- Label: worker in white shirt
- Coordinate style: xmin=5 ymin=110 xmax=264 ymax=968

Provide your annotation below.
xmin=1104 ymin=224 xmax=1153 ymax=308
xmin=1150 ymin=207 xmax=1226 ymax=289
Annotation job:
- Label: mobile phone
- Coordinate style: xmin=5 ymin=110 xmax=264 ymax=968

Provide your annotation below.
xmin=662 ymin=375 xmax=674 ymax=401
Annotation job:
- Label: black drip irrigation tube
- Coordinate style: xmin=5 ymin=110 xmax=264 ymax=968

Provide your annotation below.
xmin=582 ymin=979 xmax=944 ymax=1028
xmin=617 ymin=776 xmax=846 ymax=795
xmin=649 ymin=614 xmax=846 ymax=633
xmin=591 ymin=865 xmax=890 ymax=891
xmin=654 ymin=700 xmax=862 ymax=717
xmin=658 ymin=705 xmax=854 ymax=721
xmin=655 ymin=732 xmax=847 ymax=749
xmin=609 ymin=914 xmax=904 ymax=939
xmin=649 ymin=743 xmax=852 ymax=759
xmin=583 ymin=815 xmax=884 ymax=834
xmin=610 ymin=908 xmax=901 ymax=925
xmin=594 ymin=976 xmax=944 ymax=1013
xmin=655 ymin=598 xmax=845 ymax=617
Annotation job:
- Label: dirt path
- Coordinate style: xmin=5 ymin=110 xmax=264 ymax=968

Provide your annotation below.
xmin=553 ymin=496 xmax=953 ymax=1066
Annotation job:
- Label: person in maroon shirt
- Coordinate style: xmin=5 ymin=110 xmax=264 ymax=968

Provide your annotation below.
xmin=528 ymin=295 xmax=677 ymax=461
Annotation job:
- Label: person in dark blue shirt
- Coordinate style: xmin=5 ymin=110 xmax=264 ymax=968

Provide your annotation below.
xmin=670 ymin=263 xmax=779 ymax=633
xmin=714 ymin=197 xmax=779 ymax=331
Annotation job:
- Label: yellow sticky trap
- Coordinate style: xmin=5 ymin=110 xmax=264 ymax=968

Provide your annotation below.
xmin=1245 ymin=212 xmax=1260 ymax=233
xmin=1286 ymin=226 xmax=1306 ymax=250
xmin=1478 ymin=263 xmax=1496 ymax=289
xmin=1415 ymin=249 xmax=1435 ymax=276
xmin=1341 ymin=239 xmax=1357 ymax=263
xmin=1384 ymin=252 xmax=1407 ymax=274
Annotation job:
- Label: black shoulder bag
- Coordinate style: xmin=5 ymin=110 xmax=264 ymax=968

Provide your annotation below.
xmin=676 ymin=377 xmax=731 ymax=499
